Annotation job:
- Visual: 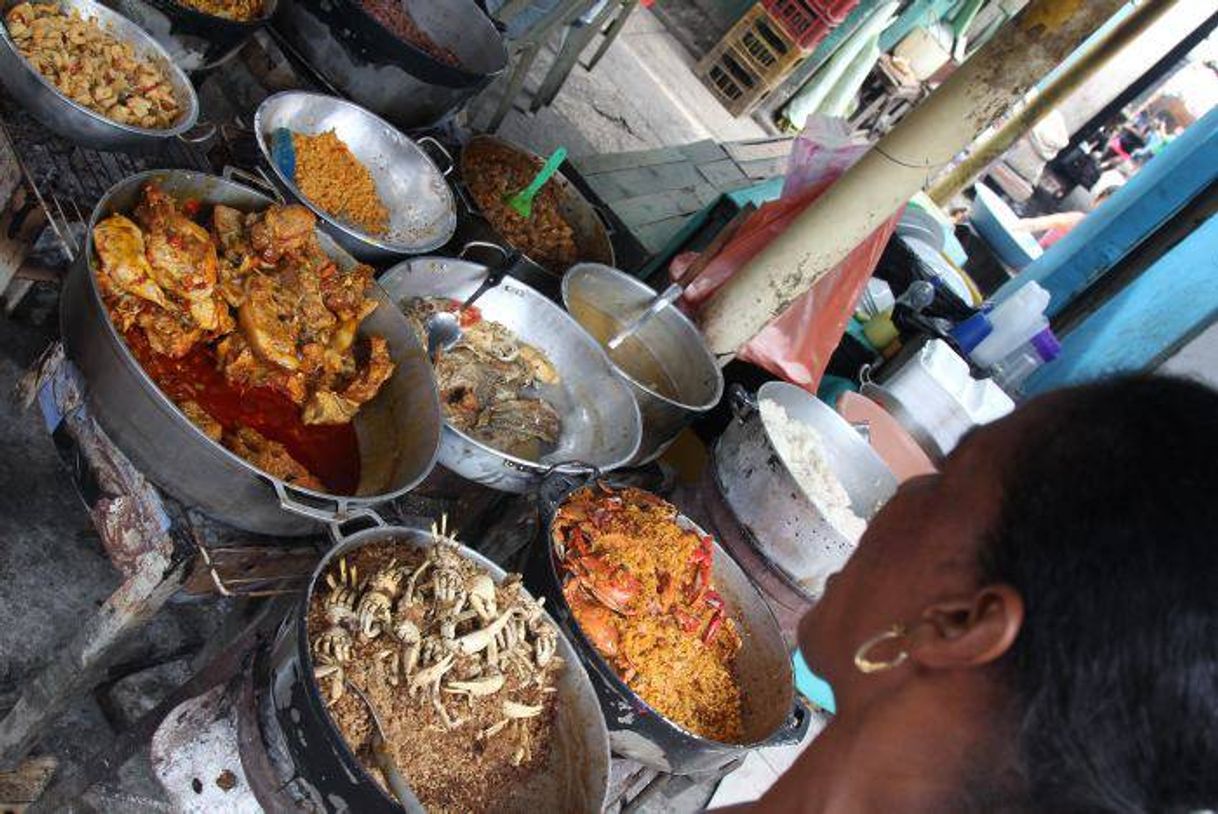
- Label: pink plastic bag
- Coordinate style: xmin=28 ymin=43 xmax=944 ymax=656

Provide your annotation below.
xmin=672 ymin=116 xmax=902 ymax=391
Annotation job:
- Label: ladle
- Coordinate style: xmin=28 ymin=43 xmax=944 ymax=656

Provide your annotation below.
xmin=424 ymin=249 xmax=522 ymax=360
xmin=345 ymin=680 xmax=425 ymax=813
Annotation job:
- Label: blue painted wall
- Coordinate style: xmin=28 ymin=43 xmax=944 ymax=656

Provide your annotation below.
xmin=1023 ymin=213 xmax=1218 ymax=395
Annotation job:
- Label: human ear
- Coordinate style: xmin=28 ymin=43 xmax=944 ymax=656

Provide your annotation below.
xmin=906 ymin=585 xmax=1024 ymax=669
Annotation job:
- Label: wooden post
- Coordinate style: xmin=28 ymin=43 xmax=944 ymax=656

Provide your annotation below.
xmin=698 ymin=0 xmax=1145 ymax=360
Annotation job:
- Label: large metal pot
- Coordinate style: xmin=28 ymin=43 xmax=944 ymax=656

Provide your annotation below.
xmin=272 ymin=0 xmax=507 ymax=130
xmin=105 ymin=0 xmax=276 ymax=72
xmin=377 ymin=255 xmax=642 ymax=493
xmin=269 ymin=517 xmax=611 ymax=812
xmin=0 ymin=0 xmax=199 ymax=152
xmin=61 ymin=170 xmax=443 ymax=536
xmin=455 ymin=136 xmax=615 ymax=294
xmin=716 ymin=382 xmax=897 ymax=599
xmin=562 ymin=263 xmax=723 ymax=464
xmin=526 ymin=478 xmax=811 ymax=775
xmin=254 ymin=91 xmax=457 ymax=263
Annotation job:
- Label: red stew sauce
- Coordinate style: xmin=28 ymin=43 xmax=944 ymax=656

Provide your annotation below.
xmin=125 ymin=330 xmax=361 ymax=494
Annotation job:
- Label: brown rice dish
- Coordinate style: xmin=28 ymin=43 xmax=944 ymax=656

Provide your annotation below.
xmin=308 ymin=537 xmax=563 ymax=810
xmin=5 ymin=2 xmax=182 ymax=129
xmin=174 ymin=0 xmax=263 ymax=21
xmin=465 ymin=142 xmax=579 ymax=273
xmin=292 ymin=129 xmax=390 ymax=236
xmin=552 ymin=485 xmax=745 ymax=742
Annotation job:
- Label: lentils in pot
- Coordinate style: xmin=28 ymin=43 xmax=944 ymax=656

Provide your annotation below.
xmin=359 ymin=0 xmax=460 ymax=68
xmin=5 ymin=2 xmax=182 ymax=129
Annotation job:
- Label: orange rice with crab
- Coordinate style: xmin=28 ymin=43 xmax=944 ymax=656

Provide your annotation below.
xmin=552 ymin=484 xmax=744 ymax=742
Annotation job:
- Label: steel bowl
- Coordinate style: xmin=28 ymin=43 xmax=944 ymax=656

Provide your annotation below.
xmin=455 ymin=135 xmax=615 ymax=288
xmin=527 ymin=478 xmax=811 ymax=775
xmin=377 ymin=256 xmax=642 ymax=493
xmin=61 ymin=170 xmax=443 ymax=536
xmin=716 ymin=382 xmax=897 ymax=599
xmin=0 ymin=0 xmax=199 ymax=151
xmin=270 ymin=518 xmax=611 ymax=812
xmin=272 ymin=0 xmax=507 ymax=131
xmin=254 ymin=91 xmax=457 ymax=264
xmin=106 ymin=0 xmax=276 ymax=72
xmin=562 ymin=263 xmax=723 ymax=464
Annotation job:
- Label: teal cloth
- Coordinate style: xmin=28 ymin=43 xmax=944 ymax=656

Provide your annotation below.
xmin=794 ymin=649 xmax=837 ymax=714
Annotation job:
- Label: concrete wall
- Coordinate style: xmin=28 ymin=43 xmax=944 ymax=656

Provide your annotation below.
xmin=1160 ymin=319 xmax=1218 ymax=388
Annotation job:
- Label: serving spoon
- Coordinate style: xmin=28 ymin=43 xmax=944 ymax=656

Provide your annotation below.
xmin=345 ymin=680 xmax=426 ymax=813
xmin=503 ymin=147 xmax=567 ymax=219
xmin=424 ymin=250 xmax=523 ymax=361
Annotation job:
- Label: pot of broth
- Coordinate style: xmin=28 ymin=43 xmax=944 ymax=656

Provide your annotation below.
xmin=562 ymin=263 xmax=722 ymax=464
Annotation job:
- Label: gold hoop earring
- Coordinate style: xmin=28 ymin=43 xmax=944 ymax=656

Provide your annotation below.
xmin=854 ymin=624 xmax=909 ymax=674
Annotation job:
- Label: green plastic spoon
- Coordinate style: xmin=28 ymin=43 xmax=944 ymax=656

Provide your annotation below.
xmin=503 ymin=146 xmax=567 ymax=218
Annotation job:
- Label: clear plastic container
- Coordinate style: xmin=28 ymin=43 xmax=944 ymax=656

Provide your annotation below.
xmin=969 ymin=282 xmax=1051 ymax=368
xmin=990 ymin=328 xmax=1062 ymax=394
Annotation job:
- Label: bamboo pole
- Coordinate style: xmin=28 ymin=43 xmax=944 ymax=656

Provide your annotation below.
xmin=928 ymin=0 xmax=1182 ymax=206
xmin=699 ymin=0 xmax=1155 ymax=361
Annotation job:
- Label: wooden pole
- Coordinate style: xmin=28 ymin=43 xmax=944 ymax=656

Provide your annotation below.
xmin=699 ymin=0 xmax=1154 ymax=361
xmin=928 ymin=0 xmax=1185 ymax=206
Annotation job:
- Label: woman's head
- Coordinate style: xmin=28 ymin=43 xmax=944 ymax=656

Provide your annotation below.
xmin=799 ymin=376 xmax=1218 ymax=812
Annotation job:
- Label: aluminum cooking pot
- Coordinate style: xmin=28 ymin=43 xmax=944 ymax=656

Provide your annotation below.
xmin=454 ymin=135 xmax=615 ymax=293
xmin=526 ymin=476 xmax=812 ymax=775
xmin=562 ymin=262 xmax=723 ymax=464
xmin=377 ymin=254 xmax=642 ymax=493
xmin=269 ymin=515 xmax=611 ymax=812
xmin=254 ymin=91 xmax=458 ymax=263
xmin=61 ymin=170 xmax=442 ymax=536
xmin=0 ymin=0 xmax=200 ymax=152
xmin=105 ymin=0 xmax=276 ymax=72
xmin=272 ymin=0 xmax=507 ymax=130
xmin=716 ymin=382 xmax=897 ymax=600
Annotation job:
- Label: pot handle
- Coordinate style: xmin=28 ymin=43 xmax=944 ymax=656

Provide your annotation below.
xmin=415 ymin=136 xmax=454 ymax=177
xmin=222 ymin=165 xmax=284 ymax=204
xmin=536 ymin=462 xmax=601 ymax=518
xmin=272 ymin=480 xmax=385 ymax=533
xmin=763 ymin=692 xmax=818 ymax=749
xmin=728 ymin=383 xmax=758 ymax=423
xmin=458 ymin=240 xmax=510 ymax=264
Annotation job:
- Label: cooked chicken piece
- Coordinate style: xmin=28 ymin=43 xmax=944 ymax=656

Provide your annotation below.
xmin=223 ymin=427 xmax=322 ymax=490
xmin=248 ymin=205 xmax=315 ymax=263
xmin=180 ymin=400 xmax=222 ymax=442
xmin=217 ymin=334 xmax=309 ymax=404
xmin=275 ymin=260 xmax=337 ymax=343
xmin=341 ymin=335 xmax=395 ymax=405
xmin=104 ymin=292 xmax=146 ymax=334
xmin=93 ymin=214 xmax=170 ymax=310
xmin=238 ymin=274 xmax=300 ymax=371
xmin=462 ymin=320 xmax=521 ymax=363
xmin=212 ymin=204 xmax=248 ymax=257
xmin=318 ymin=262 xmax=377 ymax=323
xmin=302 ymin=389 xmax=360 ymax=426
xmin=136 ymin=307 xmax=202 ymax=359
xmin=136 ymin=184 xmax=220 ymax=331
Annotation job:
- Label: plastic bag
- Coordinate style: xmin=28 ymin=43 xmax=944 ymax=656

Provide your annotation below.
xmin=672 ymin=115 xmax=903 ymax=391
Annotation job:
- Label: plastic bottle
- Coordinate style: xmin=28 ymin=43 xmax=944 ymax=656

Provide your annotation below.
xmin=969 ymin=282 xmax=1051 ymax=369
xmin=990 ymin=328 xmax=1062 ymax=394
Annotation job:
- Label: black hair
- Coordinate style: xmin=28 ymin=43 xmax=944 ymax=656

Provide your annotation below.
xmin=979 ymin=375 xmax=1218 ymax=813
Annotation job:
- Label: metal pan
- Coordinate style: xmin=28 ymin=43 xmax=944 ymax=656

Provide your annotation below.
xmin=527 ymin=478 xmax=812 ymax=775
xmin=61 ymin=169 xmax=443 ymax=536
xmin=106 ymin=0 xmax=277 ymax=72
xmin=0 ymin=0 xmax=199 ymax=152
xmin=254 ymin=91 xmax=457 ymax=264
xmin=454 ymin=135 xmax=615 ymax=287
xmin=269 ymin=516 xmax=611 ymax=812
xmin=378 ymin=255 xmax=642 ymax=493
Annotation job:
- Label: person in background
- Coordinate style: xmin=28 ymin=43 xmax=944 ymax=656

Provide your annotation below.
xmin=1011 ymin=169 xmax=1125 ymax=248
xmin=729 ymin=376 xmax=1218 ymax=813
